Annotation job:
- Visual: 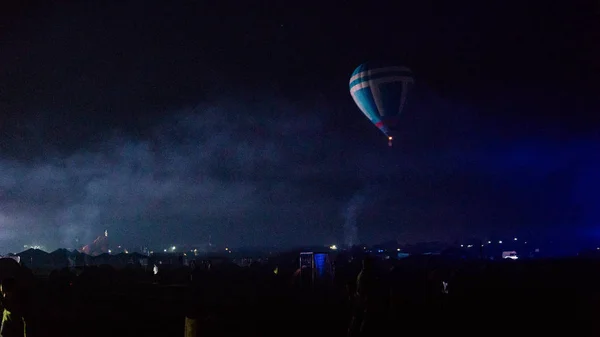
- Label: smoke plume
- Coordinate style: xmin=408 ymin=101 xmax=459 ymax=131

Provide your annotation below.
xmin=343 ymin=192 xmax=367 ymax=247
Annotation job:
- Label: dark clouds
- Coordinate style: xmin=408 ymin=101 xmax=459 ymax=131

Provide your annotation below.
xmin=1 ymin=89 xmax=598 ymax=253
xmin=0 ymin=98 xmax=337 ymax=251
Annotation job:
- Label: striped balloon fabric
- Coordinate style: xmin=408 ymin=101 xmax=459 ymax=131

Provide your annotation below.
xmin=349 ymin=62 xmax=414 ymax=145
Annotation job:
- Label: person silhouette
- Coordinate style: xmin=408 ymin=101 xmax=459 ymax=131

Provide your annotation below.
xmin=0 ymin=278 xmax=26 ymax=337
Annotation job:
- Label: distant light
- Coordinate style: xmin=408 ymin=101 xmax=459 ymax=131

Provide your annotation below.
xmin=397 ymin=248 xmax=401 ymax=251
xmin=467 ymin=244 xmax=473 ymax=248
xmin=225 ymin=247 xmax=229 ymax=251
xmin=488 ymin=241 xmax=492 ymax=244
xmin=329 ymin=245 xmax=338 ymax=250
xmin=108 ymin=249 xmax=112 ymax=254
xmin=524 ymin=242 xmax=527 ymax=244
xmin=514 ymin=238 xmax=518 ymax=241
xmin=499 ymin=241 xmax=503 ymax=244
xmin=163 ymin=249 xmax=167 ymax=252
xmin=171 ymin=246 xmax=176 ymax=251
xmin=388 ymin=136 xmax=393 ymax=140
xmin=124 ymin=249 xmax=129 ymax=254
xmin=460 ymin=244 xmax=464 ymax=247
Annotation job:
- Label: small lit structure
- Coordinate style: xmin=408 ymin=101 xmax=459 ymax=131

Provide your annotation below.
xmin=502 ymin=251 xmax=518 ymax=260
xmin=298 ymin=251 xmax=333 ymax=287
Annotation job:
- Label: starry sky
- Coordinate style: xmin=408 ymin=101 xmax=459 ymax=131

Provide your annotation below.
xmin=0 ymin=1 xmax=599 ymax=253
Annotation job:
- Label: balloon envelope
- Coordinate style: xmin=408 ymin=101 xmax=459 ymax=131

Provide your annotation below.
xmin=349 ymin=62 xmax=414 ymax=139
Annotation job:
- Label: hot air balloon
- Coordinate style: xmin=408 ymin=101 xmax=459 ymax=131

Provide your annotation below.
xmin=349 ymin=62 xmax=414 ymax=146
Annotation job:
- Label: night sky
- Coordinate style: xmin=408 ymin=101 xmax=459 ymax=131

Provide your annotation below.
xmin=1 ymin=1 xmax=599 ymax=253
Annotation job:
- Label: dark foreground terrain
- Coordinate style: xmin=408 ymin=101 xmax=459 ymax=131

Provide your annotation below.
xmin=3 ymin=256 xmax=600 ymax=336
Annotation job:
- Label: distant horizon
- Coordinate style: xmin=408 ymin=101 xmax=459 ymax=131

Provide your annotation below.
xmin=3 ymin=234 xmax=597 ymax=258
